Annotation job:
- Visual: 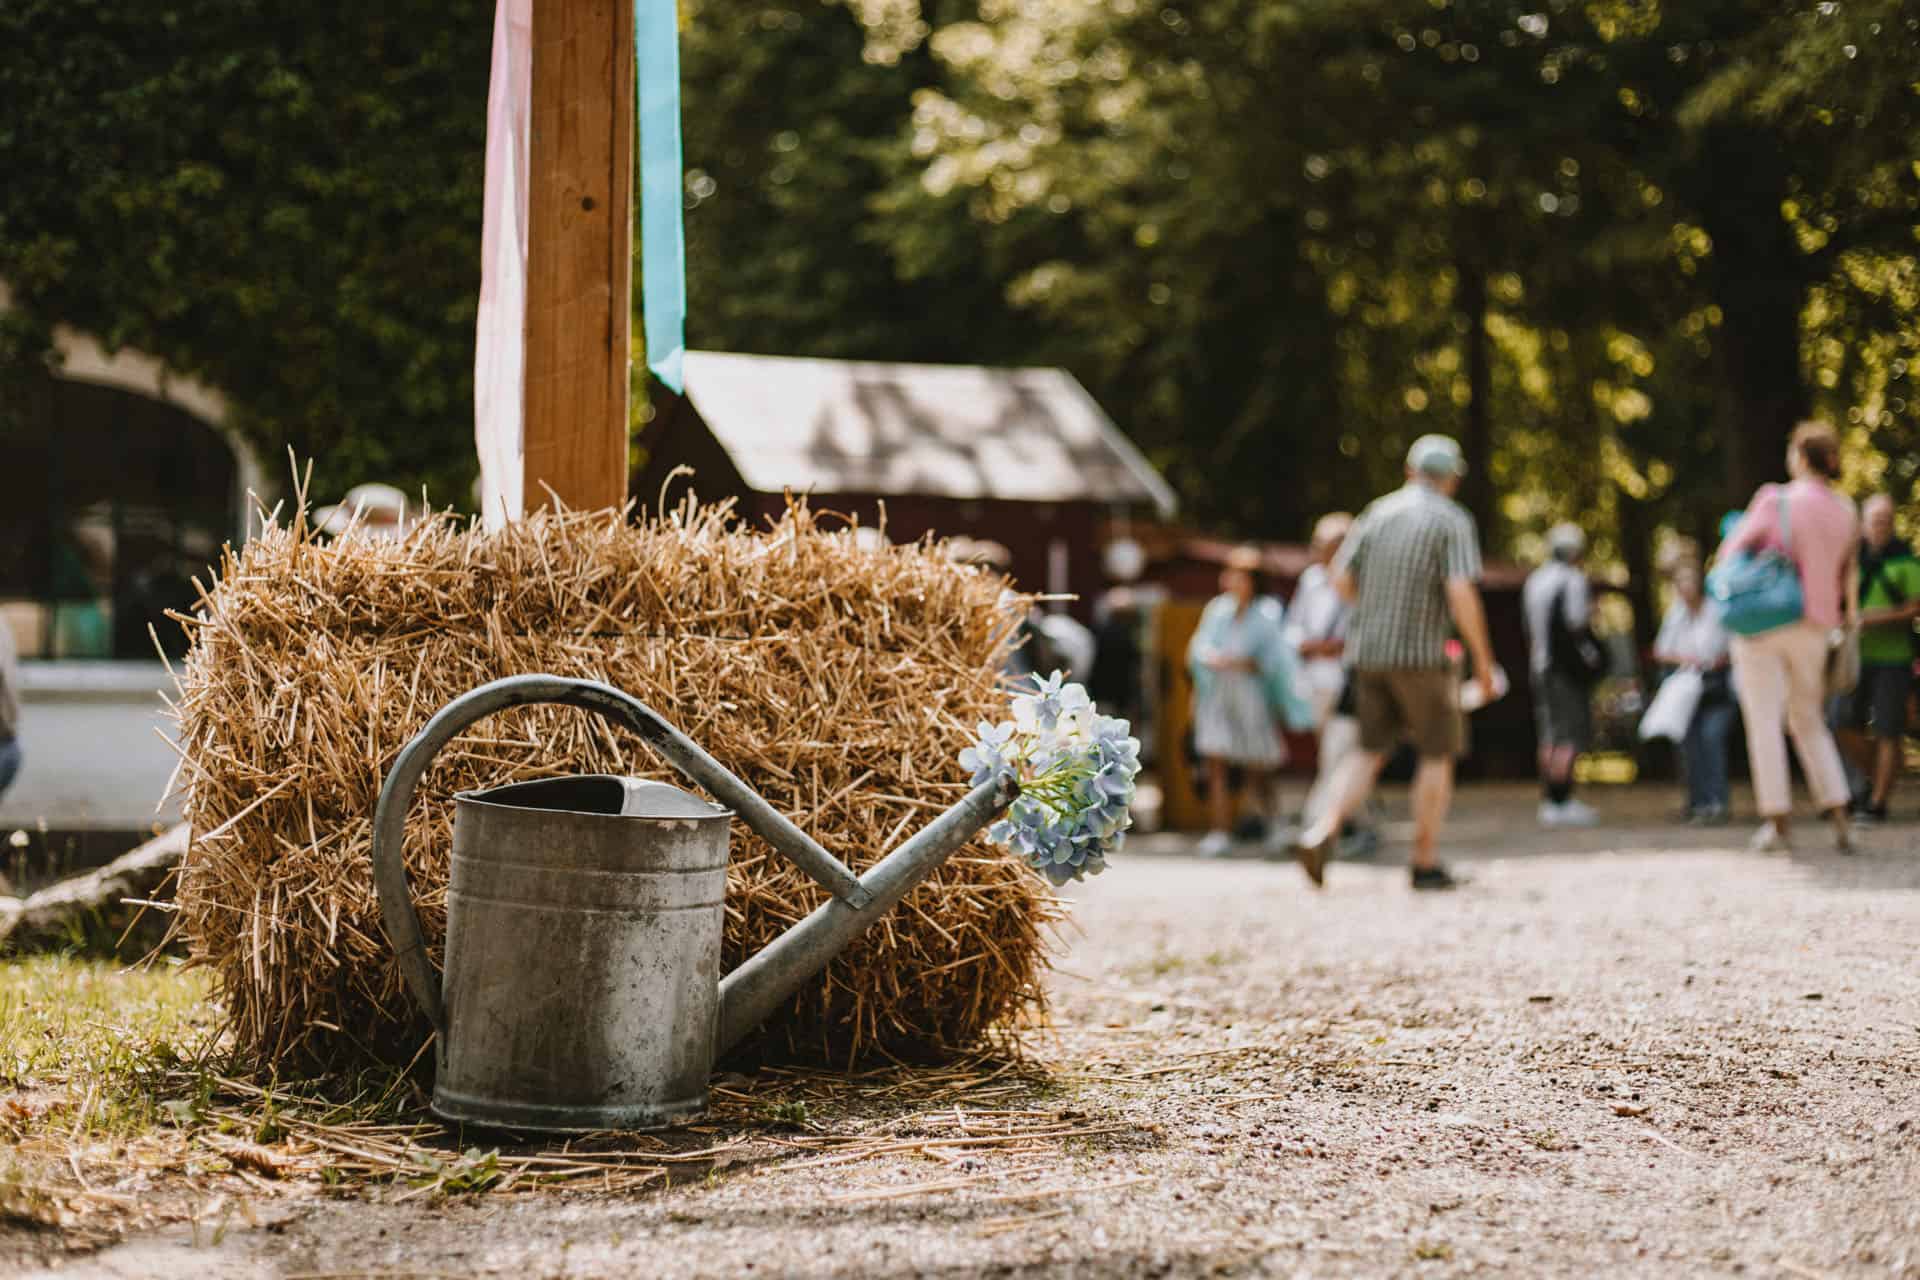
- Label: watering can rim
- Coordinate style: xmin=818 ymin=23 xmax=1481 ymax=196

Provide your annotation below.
xmin=454 ymin=773 xmax=736 ymax=823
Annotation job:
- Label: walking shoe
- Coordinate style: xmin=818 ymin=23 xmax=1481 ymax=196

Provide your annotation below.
xmin=1855 ymin=805 xmax=1888 ymax=827
xmin=1290 ymin=829 xmax=1330 ymax=889
xmin=1538 ymin=800 xmax=1596 ymax=828
xmin=1687 ymin=806 xmax=1729 ymax=827
xmin=1748 ymin=821 xmax=1789 ymax=853
xmin=1337 ymin=826 xmax=1381 ymax=861
xmin=1410 ymin=864 xmax=1460 ymax=891
xmin=1553 ymin=798 xmax=1599 ymax=827
xmin=1262 ymin=822 xmax=1300 ymax=858
xmin=1196 ymin=830 xmax=1233 ymax=859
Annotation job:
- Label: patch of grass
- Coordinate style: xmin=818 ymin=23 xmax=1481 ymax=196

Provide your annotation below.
xmin=406 ymin=1147 xmax=504 ymax=1195
xmin=0 ymin=953 xmax=219 ymax=1136
xmin=0 ymin=956 xmax=676 ymax=1202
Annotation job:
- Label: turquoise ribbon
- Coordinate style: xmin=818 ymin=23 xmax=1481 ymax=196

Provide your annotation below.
xmin=636 ymin=0 xmax=686 ymax=392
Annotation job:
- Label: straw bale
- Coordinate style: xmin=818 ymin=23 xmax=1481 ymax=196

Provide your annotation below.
xmin=169 ymin=497 xmax=1062 ymax=1074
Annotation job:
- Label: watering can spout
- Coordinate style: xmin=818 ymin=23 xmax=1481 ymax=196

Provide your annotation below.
xmin=714 ymin=771 xmax=1020 ymax=1057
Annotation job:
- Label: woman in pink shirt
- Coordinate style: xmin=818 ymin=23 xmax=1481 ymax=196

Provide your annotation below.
xmin=1718 ymin=422 xmax=1860 ymax=852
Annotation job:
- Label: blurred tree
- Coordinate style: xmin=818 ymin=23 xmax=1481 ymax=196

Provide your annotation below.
xmin=1677 ymin=0 xmax=1920 ymax=501
xmin=677 ymin=0 xmax=1038 ymax=366
xmin=881 ymin=0 xmax=1918 ymax=571
xmin=0 ymin=0 xmax=1042 ymax=507
xmin=0 ymin=0 xmax=494 ymax=504
xmin=871 ymin=1 xmax=1399 ymax=536
xmin=1 ymin=0 xmax=1912 ymax=557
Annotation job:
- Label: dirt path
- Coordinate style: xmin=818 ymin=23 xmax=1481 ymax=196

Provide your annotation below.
xmin=20 ymin=797 xmax=1920 ymax=1277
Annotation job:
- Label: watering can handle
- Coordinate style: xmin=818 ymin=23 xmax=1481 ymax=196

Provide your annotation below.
xmin=371 ymin=674 xmax=874 ymax=1035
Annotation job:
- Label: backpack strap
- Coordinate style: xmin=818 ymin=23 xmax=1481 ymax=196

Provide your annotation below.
xmin=1862 ymin=550 xmax=1907 ymax=607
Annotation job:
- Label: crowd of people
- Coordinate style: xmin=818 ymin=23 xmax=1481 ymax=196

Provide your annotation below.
xmin=1185 ymin=421 xmax=1916 ymax=889
xmin=1188 ymin=433 xmax=1494 ymax=891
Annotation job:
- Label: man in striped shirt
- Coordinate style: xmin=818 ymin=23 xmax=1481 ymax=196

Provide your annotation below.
xmin=1290 ymin=434 xmax=1497 ymax=891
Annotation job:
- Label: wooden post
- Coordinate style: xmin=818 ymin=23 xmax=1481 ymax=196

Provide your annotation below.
xmin=522 ymin=0 xmax=634 ymax=512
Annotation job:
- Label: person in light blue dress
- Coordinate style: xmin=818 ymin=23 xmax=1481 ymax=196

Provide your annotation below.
xmin=1187 ymin=547 xmax=1313 ymax=856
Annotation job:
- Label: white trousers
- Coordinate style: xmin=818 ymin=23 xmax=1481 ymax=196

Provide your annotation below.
xmin=1730 ymin=621 xmax=1851 ymax=817
xmin=1304 ymin=713 xmax=1361 ymax=827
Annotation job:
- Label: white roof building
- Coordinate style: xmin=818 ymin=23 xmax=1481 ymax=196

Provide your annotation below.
xmin=648 ymin=350 xmax=1176 ymax=518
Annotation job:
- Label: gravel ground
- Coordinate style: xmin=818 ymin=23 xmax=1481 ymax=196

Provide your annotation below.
xmin=20 ymin=787 xmax=1920 ymax=1278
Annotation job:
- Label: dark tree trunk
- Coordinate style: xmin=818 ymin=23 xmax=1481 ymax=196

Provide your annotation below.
xmin=1696 ymin=503 xmax=1727 ymax=564
xmin=1616 ymin=489 xmax=1658 ymax=666
xmin=1714 ymin=276 xmax=1810 ymax=505
xmin=1204 ymin=209 xmax=1349 ymax=538
xmin=1695 ymin=126 xmax=1817 ymax=508
xmin=1458 ymin=258 xmax=1495 ymax=535
xmin=0 ymin=823 xmax=185 ymax=954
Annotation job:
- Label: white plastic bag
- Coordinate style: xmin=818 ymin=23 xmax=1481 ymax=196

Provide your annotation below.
xmin=1458 ymin=664 xmax=1510 ymax=712
xmin=1638 ymin=668 xmax=1704 ymax=742
xmin=1825 ymin=625 xmax=1861 ymax=699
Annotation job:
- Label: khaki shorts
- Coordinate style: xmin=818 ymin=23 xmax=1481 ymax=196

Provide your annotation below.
xmin=1353 ymin=668 xmax=1466 ymax=759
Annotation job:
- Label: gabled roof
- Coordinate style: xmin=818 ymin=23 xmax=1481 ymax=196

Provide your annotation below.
xmin=677 ymin=351 xmax=1177 ymax=517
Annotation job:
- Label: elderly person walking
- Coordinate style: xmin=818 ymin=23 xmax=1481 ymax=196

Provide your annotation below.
xmin=1290 ymin=435 xmax=1497 ymax=891
xmin=1187 ymin=547 xmax=1310 ymax=857
xmin=1717 ymin=421 xmax=1859 ymax=853
xmin=1652 ymin=564 xmax=1734 ymax=824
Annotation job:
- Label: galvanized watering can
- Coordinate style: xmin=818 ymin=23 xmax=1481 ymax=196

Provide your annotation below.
xmin=372 ymin=674 xmax=1017 ymax=1133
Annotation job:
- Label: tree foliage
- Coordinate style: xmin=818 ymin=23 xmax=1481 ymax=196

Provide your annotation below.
xmin=862 ymin=0 xmax=1918 ymax=640
xmin=1 ymin=0 xmax=1915 ymax=581
xmin=678 ymin=0 xmax=1040 ymax=367
xmin=0 ymin=0 xmax=493 ymax=504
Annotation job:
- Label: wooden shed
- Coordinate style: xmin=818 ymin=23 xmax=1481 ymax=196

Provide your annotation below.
xmin=636 ymin=351 xmax=1177 ymax=615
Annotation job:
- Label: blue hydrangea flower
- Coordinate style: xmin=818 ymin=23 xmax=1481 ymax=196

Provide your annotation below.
xmin=960 ymin=672 xmax=1140 ymax=886
xmin=958 ymin=719 xmax=1018 ymax=786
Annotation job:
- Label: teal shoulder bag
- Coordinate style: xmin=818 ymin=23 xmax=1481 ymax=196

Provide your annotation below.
xmin=1707 ymin=487 xmax=1805 ymax=637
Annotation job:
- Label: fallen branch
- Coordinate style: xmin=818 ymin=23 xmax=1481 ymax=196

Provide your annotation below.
xmin=0 ymin=822 xmax=187 ymax=951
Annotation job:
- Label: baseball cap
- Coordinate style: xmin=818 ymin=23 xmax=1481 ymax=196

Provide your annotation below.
xmin=1225 ymin=545 xmax=1264 ymax=573
xmin=1547 ymin=522 xmax=1587 ymax=558
xmin=1406 ymin=434 xmax=1467 ymax=477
